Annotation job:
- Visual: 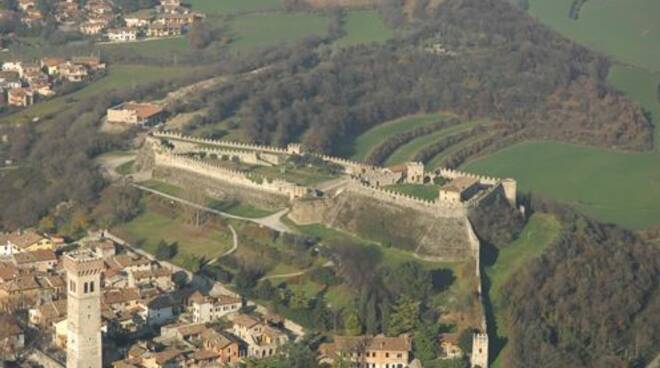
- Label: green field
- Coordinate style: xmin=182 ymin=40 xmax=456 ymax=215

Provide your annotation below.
xmin=114 ymin=207 xmax=233 ymax=267
xmin=188 ymin=0 xmax=281 ymax=15
xmin=335 ymin=10 xmax=393 ymax=47
xmin=384 ymin=183 xmax=440 ymax=201
xmin=464 ymin=141 xmax=660 ymax=229
xmin=350 ymin=113 xmax=448 ymax=161
xmin=1 ymin=64 xmax=195 ymax=124
xmin=485 ymin=213 xmax=562 ymax=367
xmin=101 ymin=37 xmax=191 ymax=61
xmin=528 ymin=0 xmax=660 ymax=72
xmin=228 ymin=12 xmax=330 ymax=52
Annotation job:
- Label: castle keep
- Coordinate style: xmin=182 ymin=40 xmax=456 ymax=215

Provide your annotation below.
xmin=64 ymin=250 xmax=104 ymax=368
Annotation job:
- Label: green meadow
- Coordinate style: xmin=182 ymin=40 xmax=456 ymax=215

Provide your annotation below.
xmin=335 ymin=10 xmax=393 ymax=47
xmin=464 ymin=141 xmax=660 ymax=229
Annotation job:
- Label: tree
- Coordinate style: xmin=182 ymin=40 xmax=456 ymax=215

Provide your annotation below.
xmin=387 ymin=296 xmax=420 ymax=336
xmin=343 ymin=308 xmax=362 ymax=336
xmin=364 ymin=295 xmax=379 ymax=334
xmin=155 ymin=240 xmax=177 ymax=260
xmin=188 ymin=21 xmax=212 ymax=49
xmin=385 ymin=261 xmax=433 ymax=300
xmin=457 ymin=329 xmax=474 ymax=356
xmin=414 ymin=322 xmax=439 ymax=362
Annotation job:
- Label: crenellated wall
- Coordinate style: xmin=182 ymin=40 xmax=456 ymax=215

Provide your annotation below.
xmin=153 ymin=131 xmax=293 ymax=155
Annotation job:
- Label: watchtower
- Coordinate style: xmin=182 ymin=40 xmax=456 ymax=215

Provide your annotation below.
xmin=471 ymin=332 xmax=489 ymax=368
xmin=63 ymin=250 xmax=104 ymax=368
xmin=405 ymin=162 xmax=425 ymax=184
xmin=501 ymin=178 xmax=517 ymax=208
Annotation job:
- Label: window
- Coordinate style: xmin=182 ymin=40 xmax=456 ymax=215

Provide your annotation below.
xmin=84 ymin=282 xmax=88 ymax=293
xmin=90 ymin=282 xmax=94 ymax=293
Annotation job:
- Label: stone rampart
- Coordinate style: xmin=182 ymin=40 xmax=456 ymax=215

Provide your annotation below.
xmin=153 ymin=131 xmax=290 ymax=155
xmin=437 ymin=167 xmax=500 ymax=186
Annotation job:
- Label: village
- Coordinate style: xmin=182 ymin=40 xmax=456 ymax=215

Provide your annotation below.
xmin=0 ymin=227 xmax=431 ymax=368
xmin=7 ymin=0 xmax=204 ymax=42
xmin=0 ymin=55 xmax=105 ymax=107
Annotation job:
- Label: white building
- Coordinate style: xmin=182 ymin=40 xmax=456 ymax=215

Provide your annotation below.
xmin=192 ymin=295 xmax=242 ymax=323
xmin=107 ymin=28 xmax=137 ymax=42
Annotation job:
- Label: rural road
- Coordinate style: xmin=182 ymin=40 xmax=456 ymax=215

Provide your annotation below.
xmin=260 ymin=261 xmax=334 ymax=281
xmin=131 ymin=183 xmax=295 ymax=233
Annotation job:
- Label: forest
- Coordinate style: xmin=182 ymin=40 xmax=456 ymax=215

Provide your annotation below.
xmin=177 ymin=0 xmax=652 ymax=157
xmin=501 ymin=199 xmax=659 ymax=367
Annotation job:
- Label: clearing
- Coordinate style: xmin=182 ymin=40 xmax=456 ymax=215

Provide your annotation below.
xmin=334 ymin=10 xmax=393 ymax=47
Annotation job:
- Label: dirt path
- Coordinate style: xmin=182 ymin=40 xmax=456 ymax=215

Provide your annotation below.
xmin=260 ymin=261 xmax=334 ymax=281
xmin=207 ymin=224 xmax=239 ymax=266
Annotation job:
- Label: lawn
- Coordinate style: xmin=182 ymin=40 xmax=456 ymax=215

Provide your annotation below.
xmin=335 ymin=10 xmax=393 ymax=47
xmin=140 ymin=179 xmax=184 ymax=197
xmin=607 ymin=64 xmax=660 ymax=145
xmin=1 ymin=64 xmax=195 ymax=124
xmin=208 ymin=199 xmax=276 ymax=218
xmin=349 ymin=113 xmax=449 ymax=161
xmin=383 ymin=183 xmax=440 ymax=201
xmin=228 ymin=12 xmax=330 ymax=53
xmin=101 ymin=37 xmax=190 ymax=61
xmin=115 ymin=160 xmax=135 ymax=176
xmin=385 ymin=120 xmax=482 ymax=165
xmin=251 ymin=165 xmax=337 ymax=186
xmin=113 ymin=206 xmax=233 ymax=268
xmin=527 ymin=0 xmax=660 ymax=72
xmin=485 ymin=213 xmax=562 ymax=367
xmin=464 ymin=141 xmax=660 ymax=229
xmin=188 ymin=0 xmax=281 ymax=15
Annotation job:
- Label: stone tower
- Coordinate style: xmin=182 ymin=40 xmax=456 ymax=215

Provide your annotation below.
xmin=63 ymin=250 xmax=104 ymax=368
xmin=501 ymin=178 xmax=517 ymax=208
xmin=471 ymin=332 xmax=489 ymax=368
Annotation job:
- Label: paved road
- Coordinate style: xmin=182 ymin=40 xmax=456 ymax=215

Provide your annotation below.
xmin=131 ymin=183 xmax=294 ymax=233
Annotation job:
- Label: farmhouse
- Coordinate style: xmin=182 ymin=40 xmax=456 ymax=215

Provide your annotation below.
xmin=107 ymin=101 xmax=165 ymax=125
xmin=319 ymin=334 xmax=413 ymax=367
xmin=147 ymin=23 xmax=182 ymax=38
xmin=80 ymin=21 xmax=105 ymax=35
xmin=125 ymin=10 xmax=154 ymax=28
xmin=0 ymin=229 xmax=52 ymax=256
xmin=59 ymin=62 xmax=89 ymax=82
xmin=40 ymin=57 xmax=66 ymax=75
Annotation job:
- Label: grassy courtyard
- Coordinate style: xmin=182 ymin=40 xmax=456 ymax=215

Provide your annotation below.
xmin=383 ymin=183 xmax=440 ymax=201
xmin=464 ymin=141 xmax=660 ymax=229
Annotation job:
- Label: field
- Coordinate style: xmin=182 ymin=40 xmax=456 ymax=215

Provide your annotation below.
xmin=485 ymin=213 xmax=562 ymax=367
xmin=187 ymin=0 xmax=281 ymax=15
xmin=1 ymin=64 xmax=196 ymax=124
xmin=527 ymin=0 xmax=660 ymax=72
xmin=464 ymin=141 xmax=660 ymax=229
xmin=334 ymin=10 xmax=393 ymax=47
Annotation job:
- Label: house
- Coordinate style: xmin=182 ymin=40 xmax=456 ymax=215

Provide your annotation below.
xmin=17 ymin=0 xmax=35 ymax=11
xmin=30 ymin=80 xmax=55 ymax=97
xmin=438 ymin=333 xmax=463 ymax=359
xmin=0 ymin=314 xmax=24 ymax=358
xmin=59 ymin=61 xmax=88 ymax=82
xmin=105 ymin=254 xmax=152 ymax=273
xmin=192 ymin=294 xmax=242 ymax=323
xmin=146 ymin=23 xmax=182 ymax=38
xmin=231 ymin=314 xmax=288 ymax=359
xmin=11 ymin=249 xmax=57 ymax=272
xmin=128 ymin=267 xmax=174 ymax=290
xmin=0 ymin=262 xmax=19 ymax=282
xmin=154 ymin=13 xmax=201 ymax=28
xmin=319 ymin=334 xmax=413 ymax=368
xmin=38 ymin=274 xmax=66 ymax=296
xmin=107 ymin=28 xmax=137 ymax=42
xmin=0 ymin=71 xmax=23 ymax=90
xmin=90 ymin=239 xmax=116 ymax=258
xmin=40 ymin=57 xmax=66 ymax=75
xmin=28 ymin=299 xmax=67 ymax=327
xmin=103 ymin=288 xmax=141 ymax=311
xmin=201 ymin=329 xmax=243 ymax=364
xmin=86 ymin=0 xmax=113 ymax=15
xmin=107 ymin=101 xmax=165 ymax=125
xmin=71 ymin=56 xmax=106 ymax=70
xmin=0 ymin=229 xmax=52 ymax=256
xmin=438 ymin=176 xmax=480 ymax=203
xmin=7 ymin=87 xmax=34 ymax=106
xmin=80 ymin=21 xmax=105 ymax=35
xmin=140 ymin=294 xmax=177 ymax=326
xmin=125 ymin=10 xmax=154 ymax=28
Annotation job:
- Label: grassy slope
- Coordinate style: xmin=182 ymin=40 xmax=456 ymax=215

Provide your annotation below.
xmin=350 ymin=113 xmax=447 ymax=161
xmin=464 ymin=141 xmax=660 ymax=229
xmin=228 ymin=13 xmax=329 ymax=52
xmin=486 ymin=213 xmax=562 ymax=367
xmin=334 ymin=10 xmax=393 ymax=47
xmin=187 ymin=0 xmax=281 ymax=15
xmin=113 ymin=206 xmax=232 ymax=266
xmin=528 ymin=0 xmax=660 ymax=72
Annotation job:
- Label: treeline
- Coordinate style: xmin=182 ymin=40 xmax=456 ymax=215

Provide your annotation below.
xmin=501 ymin=198 xmax=660 ymax=367
xmin=365 ymin=118 xmax=461 ymax=165
xmin=412 ymin=126 xmax=486 ymax=164
xmin=181 ymin=0 xmax=651 ymax=156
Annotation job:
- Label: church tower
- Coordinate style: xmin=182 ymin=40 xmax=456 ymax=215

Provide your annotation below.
xmin=63 ymin=250 xmax=104 ymax=368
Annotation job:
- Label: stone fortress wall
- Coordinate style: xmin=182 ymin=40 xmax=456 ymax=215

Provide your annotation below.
xmin=150 ymin=131 xmax=516 ymax=214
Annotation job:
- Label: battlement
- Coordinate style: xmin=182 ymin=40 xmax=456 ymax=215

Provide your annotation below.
xmin=63 ymin=249 xmax=104 ymax=276
xmin=436 ymin=167 xmax=500 ymax=186
xmin=153 ymin=131 xmax=292 ymax=155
